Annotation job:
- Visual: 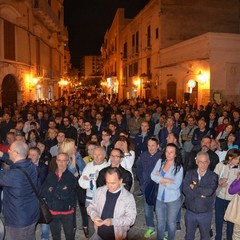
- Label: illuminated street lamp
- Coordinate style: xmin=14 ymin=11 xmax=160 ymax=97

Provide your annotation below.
xmin=187 ymin=79 xmax=196 ymax=93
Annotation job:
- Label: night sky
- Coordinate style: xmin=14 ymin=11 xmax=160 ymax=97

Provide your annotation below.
xmin=63 ymin=0 xmax=149 ymax=68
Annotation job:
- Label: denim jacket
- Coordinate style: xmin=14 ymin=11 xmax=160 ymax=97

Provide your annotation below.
xmin=151 ymin=159 xmax=183 ymax=202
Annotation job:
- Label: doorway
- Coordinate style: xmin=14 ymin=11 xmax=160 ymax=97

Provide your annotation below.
xmin=2 ymin=74 xmax=18 ymax=108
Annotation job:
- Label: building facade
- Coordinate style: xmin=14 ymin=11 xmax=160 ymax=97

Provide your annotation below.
xmin=80 ymin=55 xmax=103 ymax=77
xmin=0 ymin=0 xmax=68 ymax=107
xmin=101 ymin=0 xmax=240 ymax=105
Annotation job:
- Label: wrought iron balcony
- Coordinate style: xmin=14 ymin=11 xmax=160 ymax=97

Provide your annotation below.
xmin=33 ymin=0 xmax=60 ymax=32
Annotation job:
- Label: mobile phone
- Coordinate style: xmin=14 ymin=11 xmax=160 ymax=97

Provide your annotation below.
xmin=97 ymin=219 xmax=103 ymax=222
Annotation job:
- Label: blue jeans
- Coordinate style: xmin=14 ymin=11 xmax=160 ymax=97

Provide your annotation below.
xmin=41 ymin=223 xmax=50 ymax=240
xmin=155 ymin=197 xmax=181 ymax=240
xmin=143 ymin=196 xmax=155 ymax=229
xmin=185 ymin=209 xmax=212 ymax=240
xmin=5 ymin=222 xmax=36 ymax=240
xmin=215 ymin=197 xmax=234 ymax=240
xmin=49 ymin=213 xmax=75 ymax=240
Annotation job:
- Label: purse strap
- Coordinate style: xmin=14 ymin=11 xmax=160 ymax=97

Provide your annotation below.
xmin=16 ymin=167 xmax=41 ymax=200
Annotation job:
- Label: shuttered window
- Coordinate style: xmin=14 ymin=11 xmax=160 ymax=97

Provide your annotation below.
xmin=4 ymin=20 xmax=15 ymax=61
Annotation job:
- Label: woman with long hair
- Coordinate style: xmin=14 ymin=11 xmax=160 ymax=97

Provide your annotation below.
xmin=214 ymin=148 xmax=240 ymax=240
xmin=26 ymin=129 xmax=41 ymax=148
xmin=151 ymin=143 xmax=183 ymax=240
xmin=226 ymin=132 xmax=239 ymax=150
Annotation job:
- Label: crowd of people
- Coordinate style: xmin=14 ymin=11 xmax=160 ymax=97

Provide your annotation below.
xmin=0 ymin=95 xmax=240 ymax=239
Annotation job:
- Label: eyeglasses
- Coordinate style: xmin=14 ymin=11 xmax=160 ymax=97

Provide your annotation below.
xmin=110 ymin=155 xmax=121 ymax=158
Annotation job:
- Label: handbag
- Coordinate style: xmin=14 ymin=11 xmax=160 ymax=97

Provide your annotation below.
xmin=17 ymin=167 xmax=53 ymax=224
xmin=144 ymin=180 xmax=159 ymax=206
xmin=224 ymin=193 xmax=240 ymax=225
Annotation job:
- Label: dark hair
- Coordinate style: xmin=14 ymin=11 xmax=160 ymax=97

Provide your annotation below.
xmin=162 ymin=143 xmax=182 ymax=175
xmin=223 ymin=148 xmax=240 ymax=165
xmin=111 ymin=148 xmax=124 ymax=158
xmin=218 ymin=139 xmax=228 ymax=151
xmin=105 ymin=167 xmax=123 ymax=180
xmin=201 ymin=135 xmax=212 ymax=142
xmin=27 ymin=129 xmax=40 ymax=142
xmin=118 ymin=129 xmax=129 ymax=138
xmin=57 ymin=130 xmax=66 ymax=136
xmin=102 ymin=128 xmax=112 ymax=136
xmin=227 ymin=131 xmax=237 ymax=141
xmin=30 ymin=121 xmax=37 ymax=127
xmin=148 ymin=137 xmax=159 ymax=145
xmin=17 ymin=120 xmax=24 ymax=124
xmin=29 ymin=146 xmax=41 ymax=156
xmin=108 ymin=121 xmax=117 ymax=127
xmin=63 ymin=116 xmax=71 ymax=122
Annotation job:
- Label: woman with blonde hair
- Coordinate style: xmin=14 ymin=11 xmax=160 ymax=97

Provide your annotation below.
xmin=60 ymin=138 xmax=85 ymax=177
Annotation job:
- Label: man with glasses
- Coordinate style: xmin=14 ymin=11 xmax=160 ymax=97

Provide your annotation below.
xmin=0 ymin=141 xmax=39 ymax=240
xmin=183 ymin=151 xmax=218 ymax=240
xmin=96 ymin=148 xmax=133 ymax=191
xmin=100 ymin=128 xmax=114 ymax=159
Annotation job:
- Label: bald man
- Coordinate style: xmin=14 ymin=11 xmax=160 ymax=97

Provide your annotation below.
xmin=0 ymin=141 xmax=39 ymax=240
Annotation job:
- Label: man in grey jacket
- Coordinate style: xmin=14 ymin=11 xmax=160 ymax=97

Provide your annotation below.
xmin=87 ymin=167 xmax=137 ymax=240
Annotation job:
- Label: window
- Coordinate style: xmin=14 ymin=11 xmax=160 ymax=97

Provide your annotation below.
xmin=36 ymin=38 xmax=40 ymax=66
xmin=134 ymin=62 xmax=138 ymax=76
xmin=136 ymin=31 xmax=139 ymax=53
xmin=147 ymin=25 xmax=151 ymax=47
xmin=156 ymin=28 xmax=159 ymax=39
xmin=123 ymin=66 xmax=128 ymax=86
xmin=58 ymin=10 xmax=61 ymax=20
xmin=4 ymin=21 xmax=15 ymax=60
xmin=132 ymin=34 xmax=135 ymax=53
xmin=123 ymin=42 xmax=127 ymax=59
xmin=147 ymin=58 xmax=151 ymax=75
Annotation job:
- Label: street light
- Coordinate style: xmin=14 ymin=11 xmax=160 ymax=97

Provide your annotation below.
xmin=187 ymin=79 xmax=196 ymax=93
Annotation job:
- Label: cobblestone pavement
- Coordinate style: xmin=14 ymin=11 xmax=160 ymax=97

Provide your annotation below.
xmin=36 ymin=182 xmax=226 ymax=240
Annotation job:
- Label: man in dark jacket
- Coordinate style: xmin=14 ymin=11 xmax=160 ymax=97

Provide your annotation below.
xmin=136 ymin=137 xmax=162 ymax=238
xmin=63 ymin=117 xmax=78 ymax=145
xmin=97 ymin=148 xmax=132 ymax=192
xmin=0 ymin=141 xmax=39 ymax=240
xmin=184 ymin=135 xmax=219 ymax=175
xmin=42 ymin=152 xmax=77 ymax=240
xmin=183 ymin=151 xmax=218 ymax=240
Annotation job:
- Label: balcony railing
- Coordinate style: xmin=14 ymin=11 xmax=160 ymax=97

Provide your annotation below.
xmin=33 ymin=0 xmax=60 ymax=32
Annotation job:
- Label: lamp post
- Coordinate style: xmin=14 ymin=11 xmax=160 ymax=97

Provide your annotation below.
xmin=187 ymin=79 xmax=196 ymax=93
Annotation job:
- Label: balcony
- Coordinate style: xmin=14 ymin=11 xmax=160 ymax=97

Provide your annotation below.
xmin=33 ymin=0 xmax=60 ymax=32
xmin=58 ymin=26 xmax=68 ymax=42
